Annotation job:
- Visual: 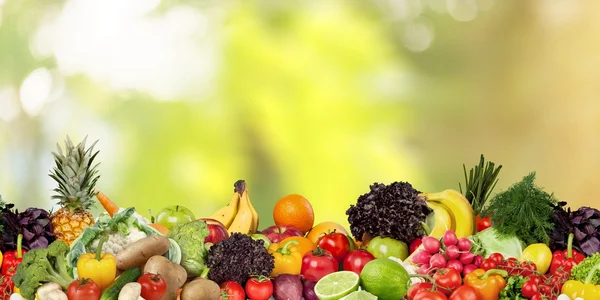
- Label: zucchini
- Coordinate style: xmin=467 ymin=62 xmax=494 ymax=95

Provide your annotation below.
xmin=99 ymin=267 xmax=142 ymax=300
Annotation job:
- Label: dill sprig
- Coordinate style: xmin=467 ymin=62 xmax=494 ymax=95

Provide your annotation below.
xmin=481 ymin=172 xmax=557 ymax=245
xmin=459 ymin=154 xmax=502 ymax=215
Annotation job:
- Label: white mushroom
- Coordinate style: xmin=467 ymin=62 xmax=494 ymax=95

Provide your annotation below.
xmin=37 ymin=283 xmax=64 ymax=300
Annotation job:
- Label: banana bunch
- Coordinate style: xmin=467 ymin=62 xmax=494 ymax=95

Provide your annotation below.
xmin=208 ymin=180 xmax=260 ymax=235
xmin=422 ymin=189 xmax=476 ymax=239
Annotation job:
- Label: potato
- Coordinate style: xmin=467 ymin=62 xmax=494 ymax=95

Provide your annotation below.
xmin=116 ymin=235 xmax=170 ymax=270
xmin=180 ymin=278 xmax=220 ymax=300
xmin=144 ymin=255 xmax=187 ymax=300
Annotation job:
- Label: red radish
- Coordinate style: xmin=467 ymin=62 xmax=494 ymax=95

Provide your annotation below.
xmin=412 ymin=250 xmax=433 ymax=265
xmin=422 ymin=236 xmax=441 ymax=254
xmin=463 ymin=264 xmax=477 ymax=276
xmin=445 ymin=245 xmax=460 ymax=260
xmin=457 ymin=238 xmax=472 ymax=251
xmin=473 ymin=255 xmax=483 ymax=267
xmin=459 ymin=252 xmax=475 ymax=265
xmin=442 ymin=230 xmax=458 ymax=246
xmin=410 ymin=237 xmax=423 ymax=254
xmin=446 ymin=260 xmax=463 ymax=273
xmin=417 ymin=264 xmax=431 ymax=275
xmin=429 ymin=253 xmax=447 ymax=269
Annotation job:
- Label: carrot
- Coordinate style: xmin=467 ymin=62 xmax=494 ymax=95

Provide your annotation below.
xmin=95 ymin=190 xmax=119 ymax=217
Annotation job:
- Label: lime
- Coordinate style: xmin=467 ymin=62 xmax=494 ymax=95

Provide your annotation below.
xmin=340 ymin=290 xmax=378 ymax=300
xmin=314 ymin=271 xmax=360 ymax=300
xmin=360 ymin=258 xmax=410 ymax=300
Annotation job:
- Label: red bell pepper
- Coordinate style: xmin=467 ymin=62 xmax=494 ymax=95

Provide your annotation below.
xmin=550 ymin=233 xmax=584 ymax=275
xmin=1 ymin=234 xmax=26 ymax=276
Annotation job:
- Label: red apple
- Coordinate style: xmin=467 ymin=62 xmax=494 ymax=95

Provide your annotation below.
xmin=197 ymin=218 xmax=229 ymax=244
xmin=261 ymin=225 xmax=303 ymax=243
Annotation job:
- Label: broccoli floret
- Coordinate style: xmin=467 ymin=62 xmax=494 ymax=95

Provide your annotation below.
xmin=571 ymin=253 xmax=600 ymax=284
xmin=167 ymin=220 xmax=209 ymax=277
xmin=12 ymin=240 xmax=74 ymax=300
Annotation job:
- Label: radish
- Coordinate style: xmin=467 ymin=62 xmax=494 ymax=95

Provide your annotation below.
xmin=459 ymin=252 xmax=475 ymax=265
xmin=457 ymin=238 xmax=472 ymax=251
xmin=442 ymin=230 xmax=458 ymax=246
xmin=445 ymin=245 xmax=461 ymax=260
xmin=446 ymin=260 xmax=463 ymax=273
xmin=463 ymin=264 xmax=477 ymax=276
xmin=473 ymin=254 xmax=483 ymax=267
xmin=412 ymin=250 xmax=433 ymax=265
xmin=429 ymin=253 xmax=447 ymax=269
xmin=417 ymin=264 xmax=431 ymax=275
xmin=422 ymin=236 xmax=441 ymax=254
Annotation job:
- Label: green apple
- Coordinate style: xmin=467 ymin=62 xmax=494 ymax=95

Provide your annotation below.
xmin=366 ymin=236 xmax=409 ymax=260
xmin=250 ymin=233 xmax=271 ymax=249
xmin=156 ymin=205 xmax=196 ymax=230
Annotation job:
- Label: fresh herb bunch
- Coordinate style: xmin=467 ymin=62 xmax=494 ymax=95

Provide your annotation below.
xmin=459 ymin=154 xmax=503 ymax=215
xmin=499 ymin=276 xmax=528 ymax=300
xmin=549 ymin=202 xmax=600 ymax=256
xmin=481 ymin=172 xmax=557 ymax=246
xmin=1 ymin=204 xmax=56 ymax=252
xmin=571 ymin=253 xmax=600 ymax=284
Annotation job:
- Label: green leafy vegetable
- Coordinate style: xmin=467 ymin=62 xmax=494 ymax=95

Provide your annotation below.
xmin=459 ymin=154 xmax=503 ymax=215
xmin=571 ymin=253 xmax=600 ymax=285
xmin=499 ymin=275 xmax=528 ymax=300
xmin=167 ymin=220 xmax=210 ymax=277
xmin=470 ymin=227 xmax=526 ymax=259
xmin=481 ymin=172 xmax=557 ymax=245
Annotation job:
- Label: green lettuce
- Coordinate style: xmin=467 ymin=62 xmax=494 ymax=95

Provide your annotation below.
xmin=470 ymin=227 xmax=526 ymax=259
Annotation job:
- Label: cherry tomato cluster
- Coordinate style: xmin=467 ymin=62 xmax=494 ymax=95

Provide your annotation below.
xmin=480 ymin=253 xmax=537 ymax=277
xmin=218 ymin=276 xmax=274 ymax=300
xmin=406 ymin=268 xmax=479 ymax=300
xmin=520 ymin=271 xmax=570 ymax=300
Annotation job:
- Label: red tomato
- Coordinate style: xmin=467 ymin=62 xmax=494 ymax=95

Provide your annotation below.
xmin=342 ymin=250 xmax=375 ymax=275
xmin=413 ymin=290 xmax=448 ymax=300
xmin=480 ymin=259 xmax=497 ymax=271
xmin=316 ymin=232 xmax=352 ymax=262
xmin=245 ymin=276 xmax=273 ymax=300
xmin=449 ymin=285 xmax=479 ymax=300
xmin=432 ymin=268 xmax=462 ymax=296
xmin=406 ymin=282 xmax=433 ymax=300
xmin=67 ymin=278 xmax=101 ymax=300
xmin=137 ymin=273 xmax=167 ymax=300
xmin=531 ymin=293 xmax=544 ymax=300
xmin=521 ymin=280 xmax=538 ymax=298
xmin=301 ymin=247 xmax=338 ymax=282
xmin=519 ymin=261 xmax=537 ymax=277
xmin=219 ymin=281 xmax=245 ymax=300
xmin=488 ymin=253 xmax=504 ymax=265
xmin=475 ymin=215 xmax=492 ymax=232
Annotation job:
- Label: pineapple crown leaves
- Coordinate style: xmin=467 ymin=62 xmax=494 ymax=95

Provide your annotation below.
xmin=49 ymin=135 xmax=101 ymax=211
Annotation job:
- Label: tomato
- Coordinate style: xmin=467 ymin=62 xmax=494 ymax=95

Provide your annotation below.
xmin=245 ymin=276 xmax=273 ymax=300
xmin=67 ymin=278 xmax=101 ymax=300
xmin=137 ymin=273 xmax=167 ymax=300
xmin=475 ymin=215 xmax=492 ymax=232
xmin=521 ymin=280 xmax=538 ymax=298
xmin=528 ymin=275 xmax=542 ymax=285
xmin=432 ymin=268 xmax=462 ymax=296
xmin=413 ymin=290 xmax=448 ymax=300
xmin=219 ymin=281 xmax=245 ymax=300
xmin=342 ymin=250 xmax=375 ymax=275
xmin=449 ymin=285 xmax=479 ymax=300
xmin=407 ymin=282 xmax=433 ymax=300
xmin=488 ymin=253 xmax=504 ymax=265
xmin=520 ymin=261 xmax=537 ymax=277
xmin=316 ymin=232 xmax=352 ymax=262
xmin=538 ymin=284 xmax=552 ymax=297
xmin=530 ymin=293 xmax=544 ymax=300
xmin=301 ymin=247 xmax=338 ymax=282
xmin=480 ymin=259 xmax=497 ymax=271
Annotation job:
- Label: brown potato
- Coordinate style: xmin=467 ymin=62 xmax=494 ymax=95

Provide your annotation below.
xmin=180 ymin=278 xmax=220 ymax=300
xmin=116 ymin=235 xmax=170 ymax=270
xmin=144 ymin=255 xmax=187 ymax=300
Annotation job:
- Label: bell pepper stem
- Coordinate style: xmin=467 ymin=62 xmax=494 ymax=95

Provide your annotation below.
xmin=277 ymin=240 xmax=299 ymax=255
xmin=567 ymin=233 xmax=574 ymax=259
xmin=420 ymin=222 xmax=432 ymax=236
xmin=95 ymin=235 xmax=109 ymax=261
xmin=584 ymin=264 xmax=600 ymax=284
xmin=480 ymin=269 xmax=508 ymax=279
xmin=16 ymin=234 xmax=23 ymax=259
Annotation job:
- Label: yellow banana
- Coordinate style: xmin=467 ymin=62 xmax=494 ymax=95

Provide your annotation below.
xmin=228 ymin=188 xmax=255 ymax=235
xmin=208 ymin=192 xmax=240 ymax=228
xmin=426 ymin=201 xmax=455 ymax=239
xmin=247 ymin=194 xmax=259 ymax=233
xmin=422 ymin=189 xmax=475 ymax=238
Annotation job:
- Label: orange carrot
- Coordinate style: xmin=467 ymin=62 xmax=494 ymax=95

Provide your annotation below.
xmin=95 ymin=190 xmax=119 ymax=217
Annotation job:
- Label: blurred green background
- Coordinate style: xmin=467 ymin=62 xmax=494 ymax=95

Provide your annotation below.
xmin=1 ymin=0 xmax=598 ymax=230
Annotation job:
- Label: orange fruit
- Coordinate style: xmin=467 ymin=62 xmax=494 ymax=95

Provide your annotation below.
xmin=280 ymin=236 xmax=316 ymax=256
xmin=273 ymin=194 xmax=315 ymax=234
xmin=150 ymin=223 xmax=169 ymax=235
xmin=306 ymin=221 xmax=349 ymax=244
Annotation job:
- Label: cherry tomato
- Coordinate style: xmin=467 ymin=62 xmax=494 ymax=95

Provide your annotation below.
xmin=137 ymin=273 xmax=167 ymax=300
xmin=488 ymin=253 xmax=504 ymax=265
xmin=301 ymin=247 xmax=338 ymax=282
xmin=245 ymin=276 xmax=273 ymax=300
xmin=449 ymin=285 xmax=479 ymax=300
xmin=531 ymin=293 xmax=544 ymax=300
xmin=67 ymin=278 xmax=101 ymax=300
xmin=538 ymin=284 xmax=552 ymax=297
xmin=432 ymin=268 xmax=462 ymax=296
xmin=316 ymin=232 xmax=352 ymax=262
xmin=475 ymin=215 xmax=492 ymax=232
xmin=413 ymin=290 xmax=448 ymax=300
xmin=528 ymin=275 xmax=542 ymax=285
xmin=521 ymin=280 xmax=539 ymax=298
xmin=0 ymin=276 xmax=14 ymax=300
xmin=342 ymin=250 xmax=375 ymax=275
xmin=480 ymin=259 xmax=497 ymax=271
xmin=219 ymin=281 xmax=245 ymax=300
xmin=406 ymin=282 xmax=433 ymax=300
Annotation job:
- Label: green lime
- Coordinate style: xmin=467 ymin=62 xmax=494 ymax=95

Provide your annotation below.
xmin=340 ymin=290 xmax=378 ymax=300
xmin=359 ymin=258 xmax=410 ymax=300
xmin=314 ymin=271 xmax=360 ymax=300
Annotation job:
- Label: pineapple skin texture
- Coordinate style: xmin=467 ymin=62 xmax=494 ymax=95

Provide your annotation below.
xmin=50 ymin=207 xmax=95 ymax=245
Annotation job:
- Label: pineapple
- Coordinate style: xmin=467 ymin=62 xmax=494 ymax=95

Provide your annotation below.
xmin=49 ymin=136 xmax=100 ymax=245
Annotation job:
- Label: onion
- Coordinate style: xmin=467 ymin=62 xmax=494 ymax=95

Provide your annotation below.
xmin=273 ymin=274 xmax=303 ymax=300
xmin=303 ymin=279 xmax=319 ymax=300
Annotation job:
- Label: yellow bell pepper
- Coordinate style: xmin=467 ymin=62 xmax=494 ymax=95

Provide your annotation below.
xmin=268 ymin=240 xmax=303 ymax=277
xmin=562 ymin=264 xmax=600 ymax=299
xmin=76 ymin=235 xmax=116 ymax=291
xmin=0 ymin=250 xmax=3 ymax=266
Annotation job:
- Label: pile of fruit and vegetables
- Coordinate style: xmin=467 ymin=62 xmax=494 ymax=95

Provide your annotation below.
xmin=1 ymin=138 xmax=599 ymax=300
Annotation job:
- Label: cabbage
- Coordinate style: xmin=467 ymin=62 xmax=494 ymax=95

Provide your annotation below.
xmin=470 ymin=227 xmax=526 ymax=259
